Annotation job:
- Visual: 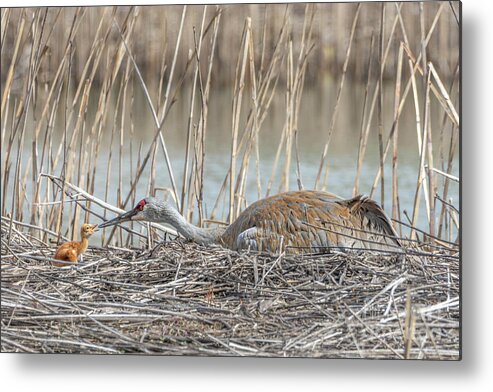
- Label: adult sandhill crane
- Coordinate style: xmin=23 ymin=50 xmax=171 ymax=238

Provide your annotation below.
xmin=99 ymin=191 xmax=401 ymax=254
xmin=53 ymin=223 xmax=98 ymax=267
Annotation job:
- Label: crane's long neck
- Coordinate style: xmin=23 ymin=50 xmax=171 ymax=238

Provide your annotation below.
xmin=77 ymin=227 xmax=92 ymax=255
xmin=78 ymin=237 xmax=89 ymax=255
xmin=161 ymin=206 xmax=223 ymax=245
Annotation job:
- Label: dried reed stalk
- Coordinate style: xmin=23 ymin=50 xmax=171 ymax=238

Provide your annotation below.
xmin=315 ymin=3 xmax=361 ymax=190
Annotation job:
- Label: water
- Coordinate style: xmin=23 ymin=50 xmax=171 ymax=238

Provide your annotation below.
xmin=4 ymin=78 xmax=459 ymax=241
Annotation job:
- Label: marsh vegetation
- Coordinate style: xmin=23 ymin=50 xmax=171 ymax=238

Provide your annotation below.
xmin=1 ymin=2 xmax=460 ymax=358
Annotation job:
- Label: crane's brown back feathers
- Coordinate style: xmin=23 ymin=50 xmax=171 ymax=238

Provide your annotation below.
xmin=219 ymin=191 xmax=400 ymax=254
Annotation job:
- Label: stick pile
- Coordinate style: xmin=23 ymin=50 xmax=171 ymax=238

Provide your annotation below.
xmin=1 ymin=222 xmax=459 ymax=359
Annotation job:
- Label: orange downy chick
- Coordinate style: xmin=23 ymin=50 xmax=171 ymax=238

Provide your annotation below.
xmin=53 ymin=224 xmax=97 ymax=267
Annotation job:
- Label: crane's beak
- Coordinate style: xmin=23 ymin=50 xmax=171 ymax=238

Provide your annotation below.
xmin=98 ymin=208 xmax=138 ymax=228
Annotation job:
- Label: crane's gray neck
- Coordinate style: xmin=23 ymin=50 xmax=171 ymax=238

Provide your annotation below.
xmin=153 ymin=201 xmax=223 ymax=245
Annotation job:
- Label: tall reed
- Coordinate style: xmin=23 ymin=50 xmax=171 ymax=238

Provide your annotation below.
xmin=1 ymin=3 xmax=460 ymax=248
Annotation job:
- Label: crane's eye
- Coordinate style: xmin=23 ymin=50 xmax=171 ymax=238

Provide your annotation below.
xmin=136 ymin=199 xmax=146 ymax=211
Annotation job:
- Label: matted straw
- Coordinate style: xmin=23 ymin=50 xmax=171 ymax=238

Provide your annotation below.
xmin=2 ymin=218 xmax=459 ymax=358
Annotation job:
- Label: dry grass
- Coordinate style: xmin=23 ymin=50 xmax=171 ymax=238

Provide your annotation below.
xmin=1 ymin=219 xmax=459 ymax=358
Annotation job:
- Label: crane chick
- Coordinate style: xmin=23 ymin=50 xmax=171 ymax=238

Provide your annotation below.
xmin=53 ymin=223 xmax=98 ymax=267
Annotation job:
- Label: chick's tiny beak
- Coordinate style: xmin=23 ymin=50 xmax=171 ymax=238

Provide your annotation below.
xmin=98 ymin=208 xmax=138 ymax=228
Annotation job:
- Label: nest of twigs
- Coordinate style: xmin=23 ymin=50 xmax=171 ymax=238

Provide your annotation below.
xmin=1 ymin=224 xmax=459 ymax=359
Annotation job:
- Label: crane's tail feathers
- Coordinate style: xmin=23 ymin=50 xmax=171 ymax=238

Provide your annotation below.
xmin=341 ymin=195 xmax=402 ymax=249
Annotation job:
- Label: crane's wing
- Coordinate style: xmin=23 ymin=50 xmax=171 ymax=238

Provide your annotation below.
xmin=235 ymin=227 xmax=259 ymax=251
xmin=54 ymin=243 xmax=79 ymax=263
xmin=335 ymin=195 xmax=401 ymax=250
